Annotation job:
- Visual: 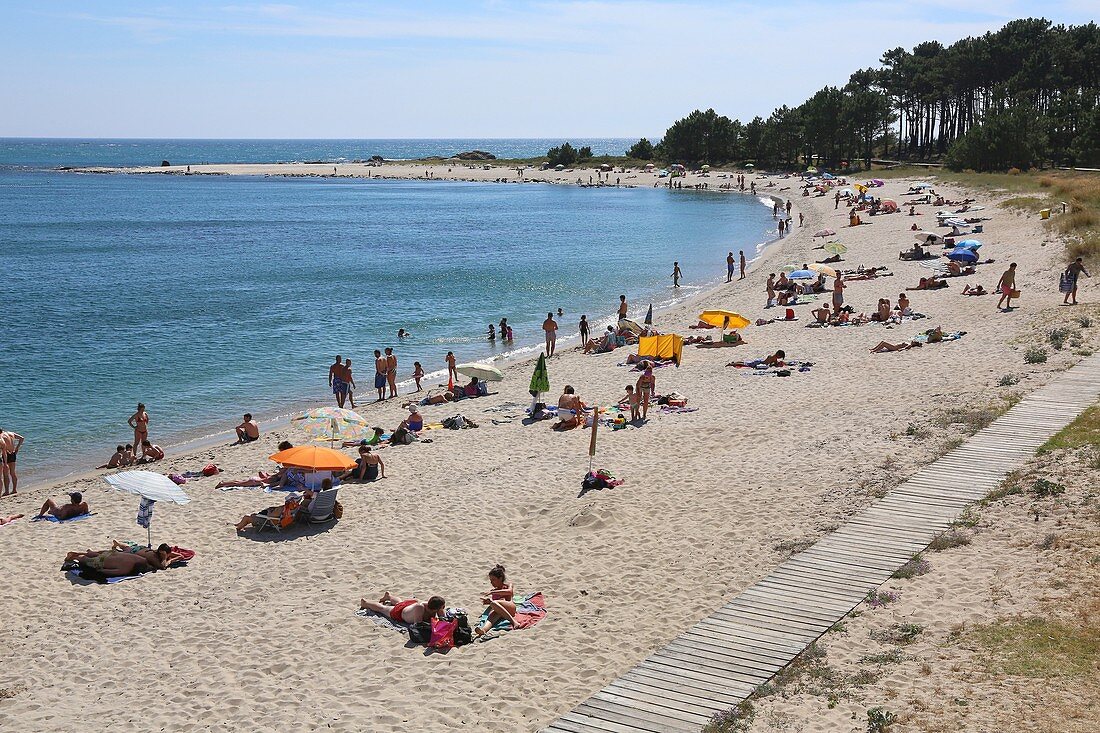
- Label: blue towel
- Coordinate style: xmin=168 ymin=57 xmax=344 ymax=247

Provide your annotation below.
xmin=33 ymin=513 xmax=93 ymax=523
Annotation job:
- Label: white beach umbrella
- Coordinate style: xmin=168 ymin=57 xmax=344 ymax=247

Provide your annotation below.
xmin=105 ymin=471 xmax=190 ymax=548
xmin=455 ymin=362 xmax=504 ymax=382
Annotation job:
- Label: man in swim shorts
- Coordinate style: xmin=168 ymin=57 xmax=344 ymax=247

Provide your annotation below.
xmin=359 ymin=593 xmax=445 ymax=624
xmin=330 ymin=355 xmax=349 ymax=407
xmin=38 ymin=492 xmax=89 ymax=520
xmin=235 ymin=414 xmax=260 ymax=443
xmin=374 ymin=349 xmax=387 ymax=401
xmin=0 ymin=428 xmax=24 ymax=496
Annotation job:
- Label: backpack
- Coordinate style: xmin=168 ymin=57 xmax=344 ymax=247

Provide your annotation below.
xmin=452 ymin=613 xmax=473 ymax=647
xmin=408 ymin=622 xmax=432 ymax=644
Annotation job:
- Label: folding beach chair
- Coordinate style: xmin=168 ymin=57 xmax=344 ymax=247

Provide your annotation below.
xmin=254 ymin=499 xmax=300 ymax=533
xmin=303 ymin=488 xmax=339 ymax=524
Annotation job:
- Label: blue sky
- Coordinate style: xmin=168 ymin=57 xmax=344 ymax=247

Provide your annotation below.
xmin=1 ymin=1 xmax=1095 ymax=138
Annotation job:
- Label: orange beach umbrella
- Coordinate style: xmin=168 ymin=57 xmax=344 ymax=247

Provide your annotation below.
xmin=269 ymin=445 xmax=356 ymax=471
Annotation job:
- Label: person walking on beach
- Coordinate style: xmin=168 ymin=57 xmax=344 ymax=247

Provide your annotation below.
xmin=542 ymin=312 xmax=558 ymax=357
xmin=739 ymin=250 xmax=747 ymax=280
xmin=1063 ymin=257 xmax=1090 ymax=305
xmin=672 ymin=262 xmax=683 ymax=288
xmin=128 ymin=403 xmax=150 ymax=455
xmin=329 ymin=356 xmax=347 ymax=407
xmin=385 ymin=348 xmax=398 ymax=398
xmin=445 ymin=351 xmax=457 ymax=383
xmin=0 ymin=428 xmax=24 ymax=496
xmin=726 ymin=252 xmax=735 ymax=283
xmin=997 ymin=263 xmax=1018 ymax=311
xmin=832 ymin=272 xmax=845 ymax=311
xmin=579 ymin=315 xmax=589 ymax=345
xmin=374 ymin=349 xmax=387 ymax=401
xmin=413 ymin=362 xmax=424 ymax=391
xmin=344 ymin=358 xmax=358 ymax=408
xmin=618 ymin=295 xmax=629 ymax=320
xmin=785 ymin=200 xmax=792 ymax=217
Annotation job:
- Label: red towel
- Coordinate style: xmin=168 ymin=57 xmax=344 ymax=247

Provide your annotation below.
xmin=171 ymin=546 xmax=196 ymax=563
xmin=513 ymin=592 xmax=547 ymax=629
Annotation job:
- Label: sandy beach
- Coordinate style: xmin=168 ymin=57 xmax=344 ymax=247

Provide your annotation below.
xmin=2 ymin=168 xmax=1097 ymax=733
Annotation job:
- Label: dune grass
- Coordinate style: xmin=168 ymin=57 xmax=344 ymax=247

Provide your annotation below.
xmin=1039 ymin=402 xmax=1100 ymax=453
xmin=967 ymin=617 xmax=1100 ymax=677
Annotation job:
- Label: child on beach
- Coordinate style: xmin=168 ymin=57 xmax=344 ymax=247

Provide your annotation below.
xmin=620 ymin=385 xmax=640 ymax=422
xmin=476 ymin=564 xmax=518 ymax=636
xmin=413 ymin=362 xmax=424 ymax=391
xmin=98 ymin=445 xmax=125 ymax=469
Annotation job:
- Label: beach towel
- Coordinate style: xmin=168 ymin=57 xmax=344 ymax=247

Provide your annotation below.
xmin=913 ymin=330 xmax=966 ymax=344
xmin=357 ymin=608 xmax=412 ymax=634
xmin=64 ymin=547 xmax=193 ymax=584
xmin=477 ymin=592 xmax=548 ymax=632
xmin=33 ymin=512 xmax=93 ymax=524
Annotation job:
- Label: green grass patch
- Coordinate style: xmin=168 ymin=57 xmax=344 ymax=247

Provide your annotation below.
xmin=967 ymin=617 xmax=1100 ymax=677
xmin=1039 ymin=403 xmax=1100 ymax=452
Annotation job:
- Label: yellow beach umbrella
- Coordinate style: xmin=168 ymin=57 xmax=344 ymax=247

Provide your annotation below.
xmin=808 ymin=263 xmax=837 ymax=278
xmin=823 ymin=241 xmax=848 ymax=255
xmin=697 ymin=310 xmax=750 ymax=329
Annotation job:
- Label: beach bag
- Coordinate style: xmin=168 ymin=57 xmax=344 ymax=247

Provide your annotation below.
xmin=1010 ymin=289 xmax=1021 ymax=298
xmin=408 ymin=622 xmax=432 ymax=644
xmin=332 ymin=501 xmax=343 ymax=520
xmin=452 ymin=614 xmax=473 ymax=647
xmin=201 ymin=464 xmax=219 ymax=477
xmin=1059 ymin=272 xmax=1073 ymax=293
xmin=429 ymin=618 xmax=457 ymax=650
xmin=784 ymin=308 xmax=795 ymax=320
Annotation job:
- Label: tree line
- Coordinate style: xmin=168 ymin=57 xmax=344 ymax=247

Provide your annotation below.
xmin=623 ymin=18 xmax=1099 ymax=172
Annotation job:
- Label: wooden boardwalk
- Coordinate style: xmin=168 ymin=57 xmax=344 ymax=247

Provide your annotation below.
xmin=543 ymin=354 xmax=1100 ymax=733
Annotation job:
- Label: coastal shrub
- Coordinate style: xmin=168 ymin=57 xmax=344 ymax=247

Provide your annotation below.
xmin=546 ymin=142 xmax=578 ymax=167
xmin=871 ymin=623 xmax=924 ymax=645
xmin=1024 ymin=347 xmax=1048 ymax=364
xmin=704 ymin=701 xmax=754 ymax=732
xmin=866 ymin=707 xmax=898 ymax=733
xmin=1076 ymin=315 xmax=1092 ymax=328
xmin=1008 ymin=167 xmax=1023 ymax=175
xmin=1031 ymin=478 xmax=1065 ymax=498
xmin=998 ymin=374 xmax=1019 ymax=386
xmin=1039 ymin=404 xmax=1100 ymax=452
xmin=1037 ymin=532 xmax=1059 ymax=550
xmin=986 ymin=469 xmax=1027 ymax=500
xmin=892 ymin=554 xmax=932 ymax=580
xmin=1047 ymin=328 xmax=1069 ymax=350
xmin=626 ymin=138 xmax=654 ymax=160
xmin=860 ymin=648 xmax=914 ymax=666
xmin=929 ymin=529 xmax=971 ymax=551
xmin=865 ymin=589 xmax=900 ymax=608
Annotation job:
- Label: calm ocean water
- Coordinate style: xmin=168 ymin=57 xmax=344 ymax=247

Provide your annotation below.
xmin=1 ymin=140 xmax=773 ymax=483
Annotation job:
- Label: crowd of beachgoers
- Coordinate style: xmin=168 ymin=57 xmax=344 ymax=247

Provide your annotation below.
xmin=1 ymin=164 xmax=1093 ymax=732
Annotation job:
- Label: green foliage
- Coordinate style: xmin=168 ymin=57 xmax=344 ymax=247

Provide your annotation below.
xmin=577 ymin=146 xmax=592 ymax=160
xmin=967 ymin=617 xmax=1100 ymax=677
xmin=660 ymin=108 xmax=743 ymax=167
xmin=866 ymin=707 xmax=897 ymax=733
xmin=1024 ymin=346 xmax=1048 ymax=364
xmin=626 ymin=138 xmax=654 ymax=160
xmin=546 ymin=142 xmax=578 ymax=167
xmin=1039 ymin=404 xmax=1100 ymax=452
xmin=945 ymin=107 xmax=1050 ymax=172
xmin=1031 ymin=477 xmax=1066 ymax=498
xmin=704 ymin=701 xmax=755 ymax=733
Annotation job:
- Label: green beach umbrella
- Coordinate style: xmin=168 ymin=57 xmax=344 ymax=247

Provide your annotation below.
xmin=823 ymin=241 xmax=848 ymax=255
xmin=529 ymin=353 xmax=550 ymax=396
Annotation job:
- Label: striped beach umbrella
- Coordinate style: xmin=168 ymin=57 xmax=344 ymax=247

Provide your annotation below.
xmin=105 ymin=471 xmax=191 ymax=548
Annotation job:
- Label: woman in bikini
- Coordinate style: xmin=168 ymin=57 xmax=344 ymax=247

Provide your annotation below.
xmin=475 ymin=564 xmax=518 ymax=636
xmin=635 ymin=365 xmax=655 ymax=422
xmin=360 ymin=594 xmax=445 ymax=624
xmin=128 ymin=403 xmax=149 ymax=453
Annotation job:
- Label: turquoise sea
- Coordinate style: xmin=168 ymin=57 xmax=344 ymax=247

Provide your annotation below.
xmin=0 ymin=139 xmax=775 ymax=482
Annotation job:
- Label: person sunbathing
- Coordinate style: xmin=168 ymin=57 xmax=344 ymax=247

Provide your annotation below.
xmin=962 ymin=283 xmax=987 ymax=295
xmin=360 ymin=593 xmax=446 ymax=624
xmin=730 ymin=350 xmax=786 ymax=368
xmin=402 ymin=405 xmax=424 ymax=432
xmin=817 ymin=254 xmax=842 ymax=264
xmin=232 ymin=490 xmax=312 ymax=532
xmin=871 ymin=299 xmax=892 ymax=322
xmin=908 ymin=276 xmax=947 ymax=291
xmin=215 ymin=467 xmax=289 ymax=490
xmin=341 ymin=446 xmax=384 ymax=481
xmin=107 ymin=540 xmax=184 ymax=570
xmin=870 ymin=340 xmax=921 ymax=353
xmin=420 ymin=391 xmax=455 ymax=406
xmin=37 ymin=492 xmax=89 ymax=520
xmin=925 ymin=326 xmax=945 ymax=343
xmin=688 ymin=320 xmax=716 ymax=329
xmin=584 ymin=326 xmax=616 ymax=353
xmin=897 ymin=293 xmax=912 ymax=315
xmin=0 ymin=514 xmax=24 ymax=525
xmin=65 ymin=549 xmax=152 ymax=578
xmin=553 ymin=386 xmax=586 ymax=430
xmin=475 ymin=564 xmax=519 ymax=636
xmin=811 ymin=304 xmax=831 ymax=324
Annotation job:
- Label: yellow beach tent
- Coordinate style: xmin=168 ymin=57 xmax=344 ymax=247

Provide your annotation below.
xmin=637 ymin=334 xmax=684 ymax=365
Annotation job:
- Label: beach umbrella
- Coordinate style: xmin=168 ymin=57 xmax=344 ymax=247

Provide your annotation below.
xmin=588 ymin=403 xmax=599 ymax=474
xmin=913 ymin=231 xmax=942 ymax=244
xmin=913 ymin=182 xmax=934 ymax=190
xmin=456 ymin=362 xmax=503 ymax=382
xmin=881 ymin=199 xmax=898 ymax=213
xmin=823 ymin=241 xmax=848 ymax=255
xmin=104 ymin=471 xmax=191 ymax=548
xmin=870 ymin=178 xmax=885 ymax=186
xmin=806 ymin=166 xmax=818 ymax=173
xmin=697 ymin=310 xmax=750 ymax=329
xmin=822 ymin=172 xmax=835 ymax=179
xmin=644 ymin=304 xmax=653 ymax=326
xmin=788 ymin=269 xmax=816 ymax=280
xmin=618 ymin=318 xmax=643 ymax=335
xmin=957 ymin=239 xmax=982 ymax=250
xmin=269 ymin=445 xmax=356 ymax=472
xmin=946 ymin=247 xmax=979 ymax=263
xmin=813 ymin=228 xmax=836 ymax=238
xmin=808 ymin=263 xmax=837 ymax=278
xmin=529 ymin=353 xmax=550 ymax=396
xmin=293 ymin=406 xmax=370 ymax=445
xmin=854 ymin=183 xmax=868 ymax=193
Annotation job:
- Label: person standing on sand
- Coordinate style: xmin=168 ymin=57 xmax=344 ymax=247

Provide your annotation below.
xmin=413 ymin=362 xmax=424 ymax=391
xmin=739 ymin=250 xmax=747 ymax=280
xmin=786 ymin=200 xmax=792 ymax=217
xmin=542 ymin=312 xmax=558 ymax=357
xmin=726 ymin=252 xmax=735 ymax=283
xmin=446 ymin=351 xmax=457 ymax=383
xmin=997 ymin=263 xmax=1018 ymax=311
xmin=832 ymin=272 xmax=845 ymax=311
xmin=128 ymin=404 xmax=149 ymax=455
xmin=1063 ymin=257 xmax=1090 ymax=305
xmin=329 ymin=356 xmax=346 ymax=407
xmin=386 ymin=348 xmax=398 ymax=399
xmin=344 ymin=358 xmax=358 ymax=408
xmin=374 ymin=349 xmax=387 ymax=401
xmin=0 ymin=428 xmax=25 ymax=496
xmin=579 ymin=315 xmax=589 ymax=345
xmin=766 ymin=274 xmax=776 ymax=307
xmin=799 ymin=212 xmax=804 ymax=227
xmin=618 ymin=295 xmax=629 ymax=320
xmin=672 ymin=262 xmax=683 ymax=288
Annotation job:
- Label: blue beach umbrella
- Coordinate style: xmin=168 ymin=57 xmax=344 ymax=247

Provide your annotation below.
xmin=946 ymin=247 xmax=979 ymax=263
xmin=788 ymin=269 xmax=816 ymax=279
xmin=956 ymin=239 xmax=982 ymax=250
